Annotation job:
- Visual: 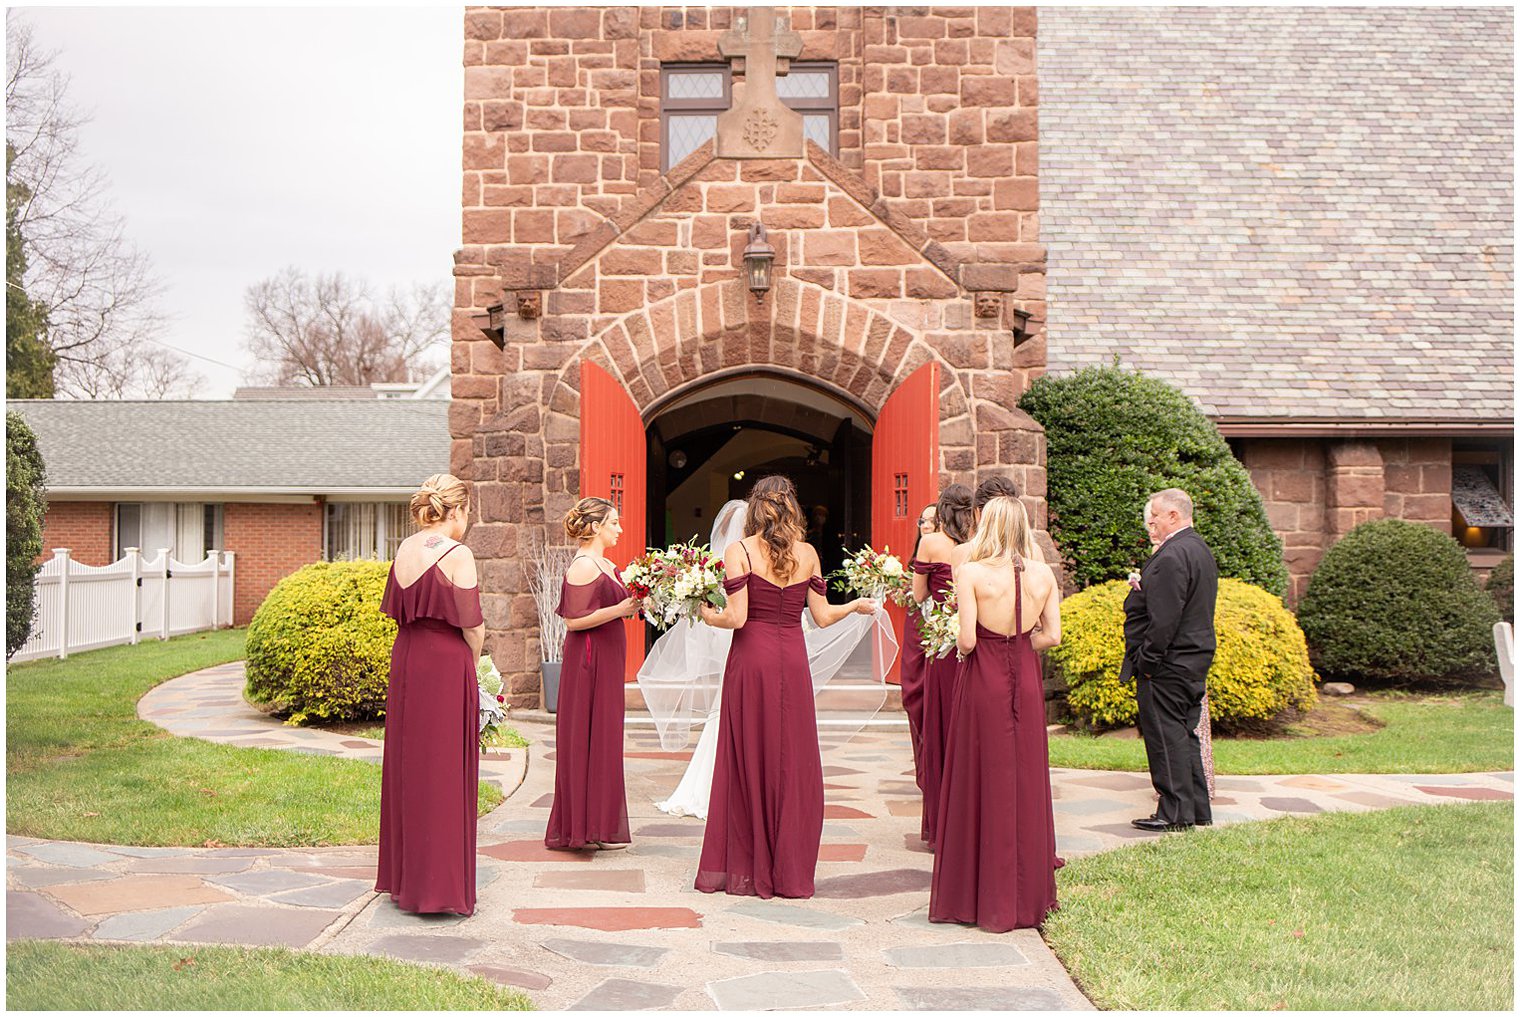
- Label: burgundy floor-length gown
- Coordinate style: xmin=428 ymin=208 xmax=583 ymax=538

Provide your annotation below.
xmin=546 ymin=560 xmax=631 ymax=849
xmin=929 ymin=560 xmax=1059 ymax=932
xmin=899 ymin=565 xmax=928 ymax=804
xmin=696 ymin=553 xmax=826 ymax=899
xmin=376 ymin=546 xmax=484 ymax=915
xmin=912 ymin=557 xmax=958 ymax=849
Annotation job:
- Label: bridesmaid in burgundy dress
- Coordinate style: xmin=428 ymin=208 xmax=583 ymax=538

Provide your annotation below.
xmin=546 ymin=497 xmax=644 ymax=851
xmin=376 ymin=474 xmax=485 ymax=916
xmin=898 ymin=502 xmax=938 ymax=808
xmin=695 ymin=476 xmax=877 ymax=898
xmin=930 ymin=495 xmax=1063 ymax=932
xmin=909 ymin=483 xmax=974 ymax=850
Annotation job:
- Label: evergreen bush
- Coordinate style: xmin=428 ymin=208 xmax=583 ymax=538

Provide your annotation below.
xmin=244 ymin=560 xmax=396 ymax=724
xmin=6 ymin=412 xmax=47 ymax=658
xmin=1017 ymin=365 xmax=1288 ymax=596
xmin=1296 ymin=520 xmax=1500 ymax=684
xmin=1487 ymin=552 xmax=1513 ymax=624
xmin=1050 ymin=578 xmax=1318 ymax=732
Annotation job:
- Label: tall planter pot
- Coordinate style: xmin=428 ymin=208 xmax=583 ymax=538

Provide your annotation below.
xmin=541 ymin=660 xmax=562 ymax=714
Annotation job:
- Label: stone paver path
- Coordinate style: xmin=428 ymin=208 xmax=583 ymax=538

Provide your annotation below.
xmin=8 ymin=662 xmax=1513 ymax=1010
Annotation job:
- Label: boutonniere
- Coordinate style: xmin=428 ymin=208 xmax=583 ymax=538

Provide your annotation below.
xmin=1127 ymin=570 xmax=1142 ymax=591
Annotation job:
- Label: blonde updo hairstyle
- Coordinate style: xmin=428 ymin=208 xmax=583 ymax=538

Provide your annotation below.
xmin=564 ymin=497 xmax=617 ymax=542
xmin=965 ymin=495 xmax=1038 ymax=566
xmin=410 ymin=473 xmax=469 ymax=528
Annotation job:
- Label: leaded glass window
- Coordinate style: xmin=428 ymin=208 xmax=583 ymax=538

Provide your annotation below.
xmin=660 ymin=62 xmax=838 ymax=170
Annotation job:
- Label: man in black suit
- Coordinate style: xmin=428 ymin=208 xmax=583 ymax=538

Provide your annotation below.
xmin=1121 ymin=488 xmax=1217 ymax=831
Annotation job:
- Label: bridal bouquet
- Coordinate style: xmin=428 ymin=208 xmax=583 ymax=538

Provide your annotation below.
xmin=917 ymin=592 xmax=962 ymax=660
xmin=829 ymin=544 xmax=914 ymax=607
xmin=622 ymin=538 xmax=727 ymax=631
xmin=476 ymin=654 xmax=508 ymax=750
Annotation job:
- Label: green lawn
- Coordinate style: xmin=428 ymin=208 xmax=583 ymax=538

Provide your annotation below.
xmin=6 ymin=631 xmax=502 ymax=846
xmin=1043 ymin=802 xmax=1514 ymax=1010
xmin=1049 ymin=690 xmax=1513 ymax=774
xmin=5 ymin=942 xmax=533 ymax=1010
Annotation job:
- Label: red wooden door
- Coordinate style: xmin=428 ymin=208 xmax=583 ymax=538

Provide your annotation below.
xmin=578 ymin=361 xmax=646 ymax=682
xmin=871 ymin=362 xmax=940 ymax=684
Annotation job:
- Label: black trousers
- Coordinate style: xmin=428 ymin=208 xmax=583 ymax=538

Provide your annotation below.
xmin=1136 ymin=673 xmax=1212 ymax=825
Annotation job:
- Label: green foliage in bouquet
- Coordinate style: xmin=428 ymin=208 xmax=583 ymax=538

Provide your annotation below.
xmin=245 ymin=561 xmax=396 ymax=724
xmin=6 ymin=412 xmax=47 ymax=659
xmin=1017 ymin=364 xmax=1288 ymax=596
xmin=1050 ymin=578 xmax=1318 ymax=732
xmin=1296 ymin=519 xmax=1500 ymax=684
xmin=1487 ymin=552 xmax=1513 ymax=624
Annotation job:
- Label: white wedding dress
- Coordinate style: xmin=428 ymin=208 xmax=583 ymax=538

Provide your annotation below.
xmin=639 ymin=500 xmax=897 ymax=821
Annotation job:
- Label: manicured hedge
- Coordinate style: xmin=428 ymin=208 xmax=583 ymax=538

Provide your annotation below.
xmin=1296 ymin=519 xmax=1500 ymax=684
xmin=1488 ymin=552 xmax=1513 ymax=624
xmin=244 ymin=561 xmax=395 ymax=724
xmin=6 ymin=412 xmax=46 ymax=658
xmin=1018 ymin=365 xmax=1288 ymax=596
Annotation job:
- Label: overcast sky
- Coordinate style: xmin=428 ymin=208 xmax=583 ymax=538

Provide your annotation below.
xmin=19 ymin=6 xmax=462 ymax=397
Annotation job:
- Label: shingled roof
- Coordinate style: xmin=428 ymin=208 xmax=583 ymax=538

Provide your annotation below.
xmin=1039 ymin=7 xmax=1513 ymax=425
xmin=11 ymin=400 xmax=450 ymax=494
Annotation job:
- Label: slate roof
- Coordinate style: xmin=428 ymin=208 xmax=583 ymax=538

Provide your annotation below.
xmin=10 ymin=400 xmax=451 ymax=493
xmin=1039 ymin=7 xmax=1514 ymax=423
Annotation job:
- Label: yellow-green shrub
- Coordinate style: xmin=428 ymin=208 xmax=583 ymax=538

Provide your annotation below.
xmin=1050 ymin=578 xmax=1319 ymax=732
xmin=244 ymin=561 xmax=396 ymax=724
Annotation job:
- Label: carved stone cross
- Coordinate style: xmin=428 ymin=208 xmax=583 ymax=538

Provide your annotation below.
xmin=716 ymin=6 xmax=804 ymax=159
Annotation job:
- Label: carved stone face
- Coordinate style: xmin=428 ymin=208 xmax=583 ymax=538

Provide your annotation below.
xmin=516 ymin=291 xmax=542 ymax=320
xmin=974 ymin=292 xmax=1001 ymax=319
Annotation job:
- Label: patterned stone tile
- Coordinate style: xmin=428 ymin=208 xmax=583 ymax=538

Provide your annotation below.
xmin=1379 ymin=774 xmax=1475 ymax=786
xmin=207 ymin=870 xmax=330 ymax=896
xmin=1086 ymin=823 xmax=1165 ymax=839
xmin=895 ymin=986 xmax=1073 ymax=1010
xmin=489 ymin=818 xmax=550 ymax=836
xmin=89 ymin=846 xmax=185 ymax=858
xmin=48 ymin=874 xmax=234 ymax=916
xmin=6 ymin=891 xmax=92 ymax=940
xmin=1259 ymin=797 xmax=1324 ymax=814
xmin=713 ymin=940 xmax=845 ymax=962
xmin=15 ymin=843 xmax=122 ymax=868
xmin=567 ymin=977 xmax=684 ymax=1011
xmin=540 ymin=937 xmax=670 ymax=967
xmin=468 ymin=964 xmax=552 ymax=991
xmin=821 ymin=766 xmax=864 ymax=777
xmin=902 ymin=833 xmax=933 ymax=853
xmin=814 ymin=868 xmax=931 ymax=899
xmin=884 ymin=941 xmax=1031 ymax=967
xmin=479 ymin=841 xmax=595 ymax=863
xmin=7 ymin=865 xmax=117 ymax=888
xmin=727 ymin=900 xmax=864 ymax=931
xmin=823 ymin=805 xmax=874 ymax=820
xmin=629 ymin=843 xmax=701 ymax=860
xmin=1063 ymin=773 xmax=1153 ymax=792
xmin=288 ymin=865 xmax=375 ymax=880
xmin=1416 ymin=786 xmax=1512 ymax=801
xmin=1334 ymin=791 xmax=1420 ymax=809
xmin=529 ymin=793 xmax=555 ymax=808
xmin=1054 ymin=798 xmax=1129 ymax=817
xmin=512 ymin=907 xmax=702 ymax=931
xmin=91 ymin=906 xmax=204 ymax=942
xmin=123 ymin=856 xmax=255 ymax=875
xmin=1279 ymin=776 xmax=1349 ymax=791
xmin=367 ymin=901 xmax=468 ymax=929
xmin=632 ymin=824 xmax=707 ymax=838
xmin=821 ymin=823 xmax=863 ymax=838
xmin=884 ymin=799 xmax=923 ymax=817
xmin=269 ymin=880 xmax=374 ymax=909
xmin=533 ymin=869 xmax=645 ymax=892
xmin=706 ymin=968 xmax=865 ymax=1010
xmin=169 ymin=904 xmax=340 ymax=948
xmin=367 ymin=933 xmax=486 ymax=964
xmin=816 ymin=844 xmax=868 ymax=862
xmin=1053 ymin=834 xmax=1106 ymax=855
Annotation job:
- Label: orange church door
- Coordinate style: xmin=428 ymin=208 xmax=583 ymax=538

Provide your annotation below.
xmin=871 ymin=362 xmax=940 ymax=685
xmin=578 ymin=361 xmax=646 ymax=682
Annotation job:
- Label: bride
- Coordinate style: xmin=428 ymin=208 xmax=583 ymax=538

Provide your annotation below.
xmin=638 ymin=498 xmax=896 ymax=820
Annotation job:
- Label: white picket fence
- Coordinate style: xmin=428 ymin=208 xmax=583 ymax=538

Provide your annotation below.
xmin=12 ymin=547 xmax=236 ymax=662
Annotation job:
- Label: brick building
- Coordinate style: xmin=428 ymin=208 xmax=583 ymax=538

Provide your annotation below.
xmin=453 ymin=5 xmax=1511 ymax=707
xmin=15 ymin=397 xmax=451 ymax=624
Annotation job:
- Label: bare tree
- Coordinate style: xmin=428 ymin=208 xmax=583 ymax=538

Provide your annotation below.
xmin=5 ymin=13 xmax=192 ymax=399
xmin=243 ymin=267 xmax=449 ymax=387
xmin=63 ymin=345 xmax=203 ymax=400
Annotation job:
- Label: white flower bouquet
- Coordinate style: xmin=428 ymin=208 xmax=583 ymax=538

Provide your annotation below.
xmin=621 ymin=538 xmax=727 ymax=631
xmin=476 ymin=654 xmax=508 ymax=750
xmin=917 ymin=591 xmax=962 ymax=660
xmin=829 ymin=544 xmax=914 ymax=607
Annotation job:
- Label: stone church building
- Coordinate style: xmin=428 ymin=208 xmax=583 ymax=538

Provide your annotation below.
xmin=450 ymin=6 xmax=1513 ymax=706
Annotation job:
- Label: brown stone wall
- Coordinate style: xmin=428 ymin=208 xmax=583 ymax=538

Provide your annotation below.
xmin=1380 ymin=437 xmax=1453 ymax=532
xmin=38 ymin=501 xmax=114 ymax=567
xmin=1240 ymin=440 xmax=1327 ymax=602
xmin=222 ymin=503 xmax=324 ymax=625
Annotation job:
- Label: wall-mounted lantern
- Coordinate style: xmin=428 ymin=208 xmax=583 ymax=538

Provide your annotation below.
xmin=476 ymin=301 xmax=507 ymax=349
xmin=742 ymin=221 xmax=775 ymax=299
xmin=1011 ymin=306 xmax=1034 ymax=347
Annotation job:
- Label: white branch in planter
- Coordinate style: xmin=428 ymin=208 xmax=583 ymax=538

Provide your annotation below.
xmin=526 ymin=532 xmax=576 ymax=663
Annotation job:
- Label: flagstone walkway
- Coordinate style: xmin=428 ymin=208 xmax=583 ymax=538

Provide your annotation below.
xmin=7 ymin=662 xmax=1514 ymax=1010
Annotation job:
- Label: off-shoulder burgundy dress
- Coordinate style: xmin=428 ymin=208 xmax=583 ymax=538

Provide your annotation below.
xmin=696 ymin=546 xmax=826 ymax=898
xmin=929 ymin=558 xmax=1059 ymax=932
xmin=545 ymin=557 xmax=631 ymax=849
xmin=913 ymin=556 xmax=958 ymax=849
xmin=375 ymin=543 xmax=484 ymax=916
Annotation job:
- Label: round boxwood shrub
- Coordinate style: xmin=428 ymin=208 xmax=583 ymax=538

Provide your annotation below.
xmin=245 ymin=560 xmax=396 ymax=724
xmin=1296 ymin=519 xmax=1500 ymax=684
xmin=6 ymin=412 xmax=47 ymax=659
xmin=1017 ymin=364 xmax=1289 ymax=596
xmin=1050 ymin=578 xmax=1318 ymax=732
xmin=1488 ymin=552 xmax=1513 ymax=624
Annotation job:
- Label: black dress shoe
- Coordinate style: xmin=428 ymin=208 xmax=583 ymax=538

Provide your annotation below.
xmin=1131 ymin=816 xmax=1191 ymax=832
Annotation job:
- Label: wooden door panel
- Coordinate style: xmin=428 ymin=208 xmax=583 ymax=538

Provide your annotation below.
xmin=578 ymin=361 xmax=646 ymax=682
xmin=870 ymin=362 xmax=940 ymax=684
